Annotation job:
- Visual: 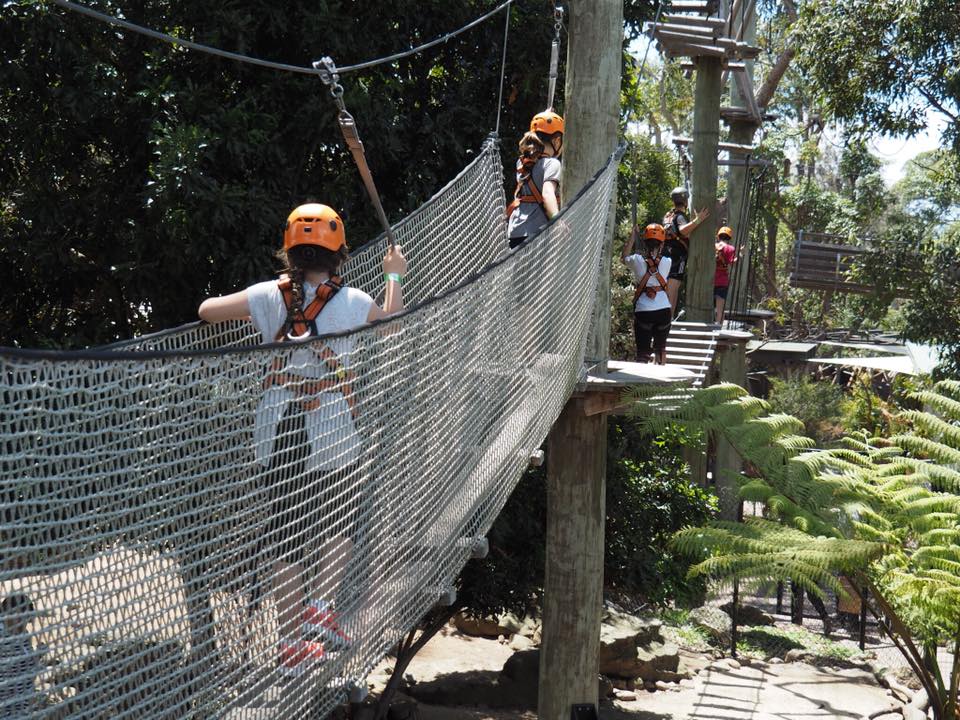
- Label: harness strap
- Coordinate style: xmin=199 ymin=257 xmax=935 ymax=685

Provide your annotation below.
xmin=506 ymin=157 xmax=548 ymax=218
xmin=633 ymin=256 xmax=669 ymax=302
xmin=267 ymin=276 xmax=358 ymax=418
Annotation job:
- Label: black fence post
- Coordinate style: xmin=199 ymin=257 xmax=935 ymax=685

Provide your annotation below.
xmin=731 ymin=577 xmax=739 ymax=658
xmin=776 ymin=581 xmax=783 ymax=615
xmin=859 ymin=585 xmax=868 ymax=651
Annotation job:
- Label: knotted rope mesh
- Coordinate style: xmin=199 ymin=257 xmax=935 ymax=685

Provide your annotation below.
xmin=0 ymin=139 xmax=622 ymax=718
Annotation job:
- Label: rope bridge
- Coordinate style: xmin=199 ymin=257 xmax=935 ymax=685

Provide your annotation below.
xmin=1 ymin=140 xmax=622 ymax=718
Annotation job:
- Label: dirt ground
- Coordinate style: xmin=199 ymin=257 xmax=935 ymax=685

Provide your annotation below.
xmin=367 ymin=624 xmax=904 ymax=720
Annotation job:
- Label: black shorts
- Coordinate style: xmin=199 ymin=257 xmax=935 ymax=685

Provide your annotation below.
xmin=264 ymin=410 xmax=366 ymax=564
xmin=714 ymin=285 xmax=728 ymax=300
xmin=509 ymin=235 xmax=527 ymax=250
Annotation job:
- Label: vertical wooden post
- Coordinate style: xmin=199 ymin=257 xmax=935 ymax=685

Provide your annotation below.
xmin=726 ymin=0 xmax=759 ymax=314
xmin=714 ymin=331 xmax=750 ymax=519
xmin=540 ymin=398 xmax=607 ymax=718
xmin=686 ymin=57 xmax=723 ymax=323
xmin=538 ymin=4 xmax=623 ymax=717
xmin=563 ymin=0 xmax=624 ymax=370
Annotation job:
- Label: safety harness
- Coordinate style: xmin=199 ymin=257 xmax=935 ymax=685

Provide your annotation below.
xmin=506 ymin=152 xmax=548 ymax=218
xmin=663 ymin=209 xmax=689 ymax=251
xmin=633 ymin=253 xmax=669 ymax=304
xmin=715 ymin=242 xmax=732 ymax=273
xmin=263 ymin=275 xmax=359 ymax=418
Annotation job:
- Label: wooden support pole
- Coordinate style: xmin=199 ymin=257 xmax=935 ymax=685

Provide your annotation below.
xmin=539 ymin=3 xmax=622 ymax=718
xmin=714 ymin=331 xmax=750 ymax=519
xmin=686 ymin=56 xmax=723 ymax=323
xmin=726 ymin=0 xmax=758 ymax=313
xmin=564 ymin=0 xmax=624 ymax=370
xmin=540 ymin=397 xmax=607 ymax=719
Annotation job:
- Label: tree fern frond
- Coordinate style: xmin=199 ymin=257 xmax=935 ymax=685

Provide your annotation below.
xmin=889 ymin=434 xmax=960 ymax=466
xmin=899 ymin=410 xmax=960 ymax=449
xmin=907 ymin=391 xmax=960 ymax=422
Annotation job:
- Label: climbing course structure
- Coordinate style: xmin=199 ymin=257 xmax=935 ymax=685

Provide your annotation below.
xmin=1 ymin=139 xmax=623 ymax=719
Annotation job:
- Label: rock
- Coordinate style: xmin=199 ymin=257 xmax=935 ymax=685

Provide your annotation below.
xmin=454 ymin=612 xmax=503 ymax=637
xmin=720 ymin=602 xmax=775 ymax=627
xmin=498 ymin=612 xmax=524 ymax=635
xmin=688 ymin=606 xmax=732 ymax=645
xmin=599 ymin=608 xmax=678 ymax=679
xmin=654 ymin=669 xmax=690 ymax=683
xmin=768 ymin=657 xmax=783 ymax=664
xmin=599 ymin=676 xmax=614 ymax=698
xmin=725 ymin=658 xmax=741 ymax=670
xmin=613 ymin=689 xmax=638 ymax=701
xmin=655 ymin=681 xmax=674 ymax=691
xmin=518 ymin=615 xmax=541 ymax=639
xmin=610 ymin=678 xmax=635 ymax=691
xmin=509 ymin=634 xmax=534 ymax=652
xmin=643 ymin=680 xmax=657 ymax=692
xmin=498 ymin=634 xmax=508 ymax=644
xmin=501 ymin=649 xmax=540 ymax=687
xmin=785 ymin=649 xmax=812 ymax=664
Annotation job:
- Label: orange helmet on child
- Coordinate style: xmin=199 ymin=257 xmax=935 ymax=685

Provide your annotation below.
xmin=644 ymin=223 xmax=666 ymax=242
xmin=283 ymin=204 xmax=346 ymax=251
xmin=530 ymin=111 xmax=564 ymax=135
xmin=717 ymin=226 xmax=734 ymax=240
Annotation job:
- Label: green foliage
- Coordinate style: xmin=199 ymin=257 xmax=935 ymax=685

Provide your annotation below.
xmin=0 ymin=0 xmax=655 ymax=348
xmin=767 ymin=375 xmax=844 ymax=446
xmin=795 ymin=0 xmax=960 ymax=153
xmin=737 ymin=625 xmax=856 ymax=661
xmin=631 ymin=381 xmax=960 ymax=718
xmin=606 ymin=419 xmax=717 ymax=606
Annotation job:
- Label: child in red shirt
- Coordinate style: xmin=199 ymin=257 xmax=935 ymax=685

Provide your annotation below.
xmin=714 ymin=226 xmax=736 ymax=324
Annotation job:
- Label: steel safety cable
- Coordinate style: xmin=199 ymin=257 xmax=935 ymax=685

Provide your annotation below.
xmin=51 ymin=0 xmax=513 ymax=77
xmin=494 ymin=3 xmax=511 ymax=136
xmin=546 ymin=4 xmax=564 ymax=110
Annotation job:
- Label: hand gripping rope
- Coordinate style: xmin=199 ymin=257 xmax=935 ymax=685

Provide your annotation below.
xmin=546 ymin=5 xmax=564 ymax=110
xmin=315 ymin=57 xmax=397 ymax=249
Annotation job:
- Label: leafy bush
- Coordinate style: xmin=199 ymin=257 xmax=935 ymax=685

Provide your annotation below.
xmin=766 ymin=375 xmax=843 ymax=446
xmin=605 ymin=419 xmax=717 ymax=607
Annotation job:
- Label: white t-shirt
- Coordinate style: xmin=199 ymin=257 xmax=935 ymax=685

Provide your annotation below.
xmin=625 ymin=254 xmax=672 ymax=312
xmin=246 ymin=278 xmax=374 ymax=471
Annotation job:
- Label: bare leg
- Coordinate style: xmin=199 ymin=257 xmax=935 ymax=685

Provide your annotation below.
xmin=273 ymin=560 xmax=305 ymax=641
xmin=315 ymin=535 xmax=355 ymax=606
xmin=715 ymin=295 xmax=726 ymax=324
xmin=667 ymin=279 xmax=681 ymax=316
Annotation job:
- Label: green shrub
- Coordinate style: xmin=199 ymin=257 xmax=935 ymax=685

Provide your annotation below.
xmin=767 ymin=375 xmax=843 ymax=446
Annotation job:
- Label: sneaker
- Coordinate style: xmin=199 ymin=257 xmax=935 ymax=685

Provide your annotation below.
xmin=302 ymin=602 xmax=353 ymax=652
xmin=278 ymin=639 xmax=325 ymax=678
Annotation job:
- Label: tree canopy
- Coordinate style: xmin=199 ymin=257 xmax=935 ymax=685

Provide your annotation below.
xmin=1 ymin=0 xmax=654 ymax=348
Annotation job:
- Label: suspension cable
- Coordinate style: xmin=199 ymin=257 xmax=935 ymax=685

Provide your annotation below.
xmin=51 ymin=0 xmax=513 ymax=77
xmin=495 ymin=4 xmax=511 ymax=135
xmin=546 ymin=4 xmax=564 ymax=110
xmin=317 ymin=58 xmax=397 ymax=249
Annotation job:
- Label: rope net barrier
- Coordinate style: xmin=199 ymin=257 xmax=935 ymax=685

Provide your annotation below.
xmin=0 ymin=140 xmax=622 ymax=718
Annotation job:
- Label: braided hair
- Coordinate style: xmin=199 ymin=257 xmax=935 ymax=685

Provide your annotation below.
xmin=276 ymin=244 xmax=349 ymax=332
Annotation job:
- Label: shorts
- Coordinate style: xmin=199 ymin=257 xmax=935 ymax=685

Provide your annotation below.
xmin=668 ymin=255 xmax=686 ymax=280
xmin=263 ymin=410 xmax=366 ymax=564
xmin=509 ymin=235 xmax=527 ymax=250
xmin=714 ymin=285 xmax=728 ymax=300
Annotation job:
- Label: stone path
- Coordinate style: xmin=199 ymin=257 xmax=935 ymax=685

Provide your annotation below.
xmin=610 ymin=659 xmax=901 ymax=720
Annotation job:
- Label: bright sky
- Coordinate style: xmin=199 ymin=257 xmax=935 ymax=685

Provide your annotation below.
xmin=870 ymin=109 xmax=949 ymax=186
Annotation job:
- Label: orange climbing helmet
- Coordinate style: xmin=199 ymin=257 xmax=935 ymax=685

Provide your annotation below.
xmin=283 ymin=203 xmax=346 ymax=252
xmin=530 ymin=111 xmax=564 ymax=136
xmin=717 ymin=226 xmax=733 ymax=240
xmin=644 ymin=223 xmax=666 ymax=242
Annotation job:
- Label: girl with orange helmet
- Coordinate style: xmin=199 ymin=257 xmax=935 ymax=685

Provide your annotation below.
xmin=506 ymin=111 xmax=564 ymax=249
xmin=198 ymin=203 xmax=406 ymax=676
xmin=621 ymin=222 xmax=673 ymax=364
